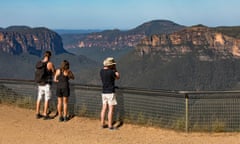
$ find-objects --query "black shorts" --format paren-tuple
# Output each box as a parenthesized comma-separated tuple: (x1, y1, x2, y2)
(56, 87, 70, 97)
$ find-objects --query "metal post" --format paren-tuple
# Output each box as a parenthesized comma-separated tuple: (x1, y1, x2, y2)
(185, 94, 189, 132)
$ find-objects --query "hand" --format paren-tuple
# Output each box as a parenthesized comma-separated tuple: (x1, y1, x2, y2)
(112, 64, 117, 71)
(68, 71, 75, 79)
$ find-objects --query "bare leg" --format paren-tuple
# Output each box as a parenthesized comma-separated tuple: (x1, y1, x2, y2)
(108, 105, 114, 128)
(101, 104, 108, 126)
(36, 100, 41, 114)
(43, 100, 49, 116)
(63, 97, 68, 117)
(58, 97, 63, 117)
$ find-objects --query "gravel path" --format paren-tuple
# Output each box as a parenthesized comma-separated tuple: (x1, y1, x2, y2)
(0, 104, 239, 144)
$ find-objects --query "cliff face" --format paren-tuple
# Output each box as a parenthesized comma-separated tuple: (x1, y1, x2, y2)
(61, 20, 185, 49)
(136, 25, 240, 61)
(71, 31, 146, 49)
(0, 26, 66, 56)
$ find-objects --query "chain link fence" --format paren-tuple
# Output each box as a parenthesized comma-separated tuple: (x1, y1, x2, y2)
(0, 79, 239, 132)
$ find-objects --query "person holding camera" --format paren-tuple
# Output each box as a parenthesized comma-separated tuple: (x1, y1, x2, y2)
(100, 57, 120, 130)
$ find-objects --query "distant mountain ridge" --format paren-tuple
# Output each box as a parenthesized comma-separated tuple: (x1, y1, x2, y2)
(54, 29, 102, 34)
(117, 24, 240, 90)
(2, 20, 240, 91)
(136, 25, 240, 61)
(127, 20, 186, 35)
(61, 20, 185, 49)
(0, 26, 66, 56)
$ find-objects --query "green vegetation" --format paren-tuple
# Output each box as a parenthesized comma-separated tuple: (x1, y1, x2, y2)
(1, 49, 240, 91)
(214, 26, 240, 38)
(118, 51, 240, 91)
(172, 118, 185, 130)
(0, 84, 35, 109)
(66, 47, 133, 62)
(0, 51, 99, 85)
(127, 20, 185, 36)
(78, 104, 88, 116)
(211, 119, 226, 132)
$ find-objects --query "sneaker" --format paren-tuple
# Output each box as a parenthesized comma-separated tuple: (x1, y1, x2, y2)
(36, 113, 43, 119)
(47, 110, 52, 115)
(63, 116, 69, 122)
(101, 125, 108, 129)
(59, 116, 64, 122)
(109, 127, 117, 130)
(43, 115, 52, 120)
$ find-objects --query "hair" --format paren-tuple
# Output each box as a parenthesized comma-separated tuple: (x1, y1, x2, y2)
(60, 60, 70, 71)
(44, 51, 52, 58)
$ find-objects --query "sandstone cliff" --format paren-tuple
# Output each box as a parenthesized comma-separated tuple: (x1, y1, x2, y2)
(0, 26, 66, 56)
(136, 25, 240, 61)
(61, 20, 185, 49)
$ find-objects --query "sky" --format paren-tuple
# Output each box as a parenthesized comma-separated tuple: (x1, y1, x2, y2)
(0, 0, 240, 30)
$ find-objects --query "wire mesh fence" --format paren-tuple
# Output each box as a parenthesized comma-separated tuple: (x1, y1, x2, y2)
(185, 92, 240, 132)
(0, 79, 240, 132)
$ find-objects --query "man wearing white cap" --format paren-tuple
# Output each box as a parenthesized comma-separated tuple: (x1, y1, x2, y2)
(100, 57, 120, 130)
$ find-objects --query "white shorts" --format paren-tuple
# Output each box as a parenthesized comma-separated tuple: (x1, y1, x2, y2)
(37, 84, 52, 101)
(102, 93, 117, 106)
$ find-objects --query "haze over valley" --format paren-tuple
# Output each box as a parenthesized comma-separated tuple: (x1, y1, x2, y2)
(1, 20, 240, 91)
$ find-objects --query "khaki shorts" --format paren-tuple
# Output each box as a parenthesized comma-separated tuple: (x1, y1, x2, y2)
(102, 93, 117, 105)
(37, 84, 52, 101)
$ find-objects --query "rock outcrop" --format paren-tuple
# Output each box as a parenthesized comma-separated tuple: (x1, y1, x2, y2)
(136, 25, 240, 61)
(61, 20, 185, 49)
(0, 26, 66, 56)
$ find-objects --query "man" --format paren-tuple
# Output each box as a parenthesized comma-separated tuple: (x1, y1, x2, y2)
(100, 57, 120, 130)
(35, 51, 55, 120)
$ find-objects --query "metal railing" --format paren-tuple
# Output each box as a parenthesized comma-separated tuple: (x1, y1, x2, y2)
(179, 91, 240, 132)
(0, 79, 240, 132)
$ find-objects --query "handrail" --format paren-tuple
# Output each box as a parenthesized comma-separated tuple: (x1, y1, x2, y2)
(1, 78, 240, 96)
(178, 90, 240, 94)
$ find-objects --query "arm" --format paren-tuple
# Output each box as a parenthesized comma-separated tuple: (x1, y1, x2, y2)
(112, 65, 120, 80)
(47, 62, 56, 74)
(115, 71, 120, 80)
(54, 69, 60, 82)
(67, 70, 75, 80)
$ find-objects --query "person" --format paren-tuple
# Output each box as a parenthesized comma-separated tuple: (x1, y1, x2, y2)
(54, 60, 74, 122)
(100, 57, 120, 130)
(35, 51, 55, 120)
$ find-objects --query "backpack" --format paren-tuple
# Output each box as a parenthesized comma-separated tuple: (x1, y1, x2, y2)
(34, 61, 48, 84)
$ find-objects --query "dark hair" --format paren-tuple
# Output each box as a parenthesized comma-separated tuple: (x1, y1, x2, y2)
(44, 51, 52, 58)
(60, 60, 70, 71)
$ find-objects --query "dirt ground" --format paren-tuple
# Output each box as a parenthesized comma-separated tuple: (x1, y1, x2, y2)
(0, 104, 239, 144)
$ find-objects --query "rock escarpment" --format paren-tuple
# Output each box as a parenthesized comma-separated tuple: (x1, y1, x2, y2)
(0, 26, 66, 56)
(62, 20, 185, 49)
(136, 25, 240, 61)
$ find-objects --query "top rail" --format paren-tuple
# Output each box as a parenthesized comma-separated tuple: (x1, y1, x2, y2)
(1, 78, 240, 96)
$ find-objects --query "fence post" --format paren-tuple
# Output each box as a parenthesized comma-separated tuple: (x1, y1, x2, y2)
(185, 93, 189, 132)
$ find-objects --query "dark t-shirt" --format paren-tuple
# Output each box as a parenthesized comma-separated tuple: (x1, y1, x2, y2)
(38, 61, 53, 85)
(100, 69, 116, 93)
(46, 68, 53, 85)
(56, 70, 69, 89)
